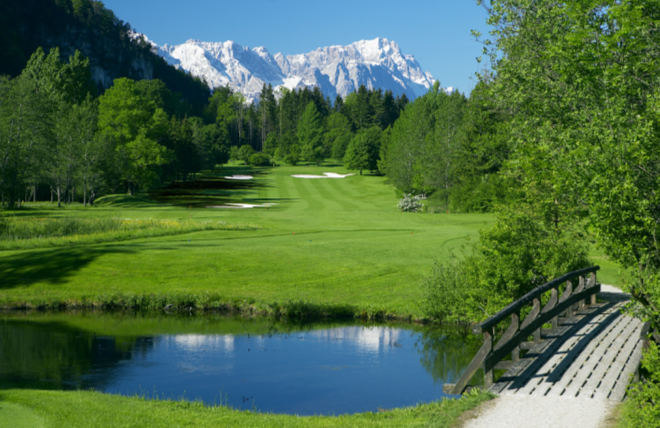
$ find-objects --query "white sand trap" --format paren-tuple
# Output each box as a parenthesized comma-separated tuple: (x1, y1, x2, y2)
(291, 172, 355, 179)
(224, 175, 253, 180)
(208, 203, 276, 209)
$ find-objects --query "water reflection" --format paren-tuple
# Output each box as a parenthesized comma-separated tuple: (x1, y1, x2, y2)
(0, 316, 478, 415)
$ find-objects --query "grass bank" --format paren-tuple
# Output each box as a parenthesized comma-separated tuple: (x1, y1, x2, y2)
(0, 389, 493, 428)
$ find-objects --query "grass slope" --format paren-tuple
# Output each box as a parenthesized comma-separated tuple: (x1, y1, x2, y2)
(0, 165, 493, 318)
(0, 389, 492, 428)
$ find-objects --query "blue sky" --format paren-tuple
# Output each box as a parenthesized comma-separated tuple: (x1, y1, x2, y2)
(102, 0, 492, 95)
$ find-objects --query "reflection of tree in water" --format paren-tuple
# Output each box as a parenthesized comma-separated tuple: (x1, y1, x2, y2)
(415, 326, 482, 384)
(0, 320, 150, 390)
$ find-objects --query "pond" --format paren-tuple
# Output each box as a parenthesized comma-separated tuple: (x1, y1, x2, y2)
(0, 313, 479, 415)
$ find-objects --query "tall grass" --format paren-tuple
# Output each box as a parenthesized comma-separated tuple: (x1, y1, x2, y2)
(0, 216, 254, 250)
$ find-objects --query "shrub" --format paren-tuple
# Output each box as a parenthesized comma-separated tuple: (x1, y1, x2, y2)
(423, 210, 591, 323)
(398, 193, 425, 212)
(237, 145, 255, 163)
(620, 341, 660, 427)
(247, 152, 271, 167)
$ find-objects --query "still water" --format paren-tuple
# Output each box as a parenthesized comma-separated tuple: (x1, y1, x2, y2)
(0, 315, 478, 415)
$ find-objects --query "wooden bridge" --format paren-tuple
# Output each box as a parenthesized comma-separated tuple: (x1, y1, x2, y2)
(447, 266, 647, 402)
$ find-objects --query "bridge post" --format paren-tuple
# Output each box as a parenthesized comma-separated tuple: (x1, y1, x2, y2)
(550, 287, 559, 329)
(532, 297, 542, 342)
(565, 280, 575, 318)
(483, 327, 494, 388)
(578, 276, 587, 309)
(589, 272, 597, 305)
(511, 311, 520, 362)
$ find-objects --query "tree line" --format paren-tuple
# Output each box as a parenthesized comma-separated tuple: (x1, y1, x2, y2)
(0, 45, 416, 208)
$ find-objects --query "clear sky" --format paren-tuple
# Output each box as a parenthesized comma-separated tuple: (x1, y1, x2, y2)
(101, 0, 492, 95)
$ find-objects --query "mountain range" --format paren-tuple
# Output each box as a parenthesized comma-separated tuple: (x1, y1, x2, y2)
(144, 36, 437, 103)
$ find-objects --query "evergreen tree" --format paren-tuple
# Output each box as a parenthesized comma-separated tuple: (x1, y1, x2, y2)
(324, 112, 353, 160)
(297, 102, 325, 164)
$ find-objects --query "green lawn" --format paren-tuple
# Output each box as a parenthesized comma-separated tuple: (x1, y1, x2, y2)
(0, 389, 492, 428)
(0, 165, 495, 318)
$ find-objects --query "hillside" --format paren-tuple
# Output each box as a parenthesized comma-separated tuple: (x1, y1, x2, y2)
(0, 0, 209, 113)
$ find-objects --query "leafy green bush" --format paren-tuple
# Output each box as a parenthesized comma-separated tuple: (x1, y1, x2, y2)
(247, 152, 271, 167)
(620, 341, 660, 428)
(423, 210, 591, 323)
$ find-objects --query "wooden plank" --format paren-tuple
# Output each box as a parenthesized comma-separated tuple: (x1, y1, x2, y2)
(521, 315, 595, 395)
(554, 305, 628, 397)
(495, 302, 617, 397)
(590, 317, 645, 400)
(607, 332, 645, 401)
(578, 314, 640, 398)
(514, 309, 608, 397)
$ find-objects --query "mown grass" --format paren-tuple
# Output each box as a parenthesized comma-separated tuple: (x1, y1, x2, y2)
(0, 388, 493, 428)
(0, 165, 622, 317)
(0, 165, 497, 318)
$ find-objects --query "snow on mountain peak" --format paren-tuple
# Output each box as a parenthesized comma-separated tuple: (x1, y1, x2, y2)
(152, 36, 436, 103)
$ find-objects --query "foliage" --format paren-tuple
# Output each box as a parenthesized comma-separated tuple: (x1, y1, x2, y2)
(297, 101, 325, 164)
(344, 126, 382, 174)
(378, 83, 502, 211)
(325, 111, 353, 160)
(480, 0, 659, 318)
(234, 145, 255, 164)
(97, 78, 172, 193)
(247, 152, 271, 167)
(398, 193, 425, 212)
(619, 341, 660, 428)
(0, 0, 209, 114)
(423, 209, 591, 322)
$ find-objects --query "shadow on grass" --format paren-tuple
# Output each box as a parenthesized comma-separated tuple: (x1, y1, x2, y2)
(150, 166, 290, 208)
(0, 247, 134, 289)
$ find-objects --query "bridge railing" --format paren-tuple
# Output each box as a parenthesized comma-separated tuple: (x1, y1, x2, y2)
(450, 266, 600, 394)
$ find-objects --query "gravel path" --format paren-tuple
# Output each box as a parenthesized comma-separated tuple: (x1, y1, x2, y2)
(461, 395, 616, 428)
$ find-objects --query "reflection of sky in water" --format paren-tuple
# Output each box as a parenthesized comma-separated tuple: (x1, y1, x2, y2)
(98, 326, 456, 415)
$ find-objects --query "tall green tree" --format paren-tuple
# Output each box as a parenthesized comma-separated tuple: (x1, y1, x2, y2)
(297, 101, 325, 164)
(0, 75, 50, 208)
(97, 77, 172, 193)
(344, 126, 382, 175)
(325, 112, 353, 160)
(479, 0, 659, 312)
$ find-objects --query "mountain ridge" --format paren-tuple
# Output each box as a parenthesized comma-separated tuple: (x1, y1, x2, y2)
(148, 36, 436, 103)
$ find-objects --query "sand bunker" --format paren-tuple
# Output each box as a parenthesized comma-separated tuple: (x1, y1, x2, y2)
(291, 172, 354, 179)
(208, 203, 276, 209)
(224, 175, 254, 180)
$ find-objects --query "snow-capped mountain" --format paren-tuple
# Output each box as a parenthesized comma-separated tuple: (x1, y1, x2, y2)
(149, 37, 435, 103)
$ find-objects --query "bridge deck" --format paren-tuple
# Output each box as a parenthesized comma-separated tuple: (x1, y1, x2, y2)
(490, 292, 645, 401)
